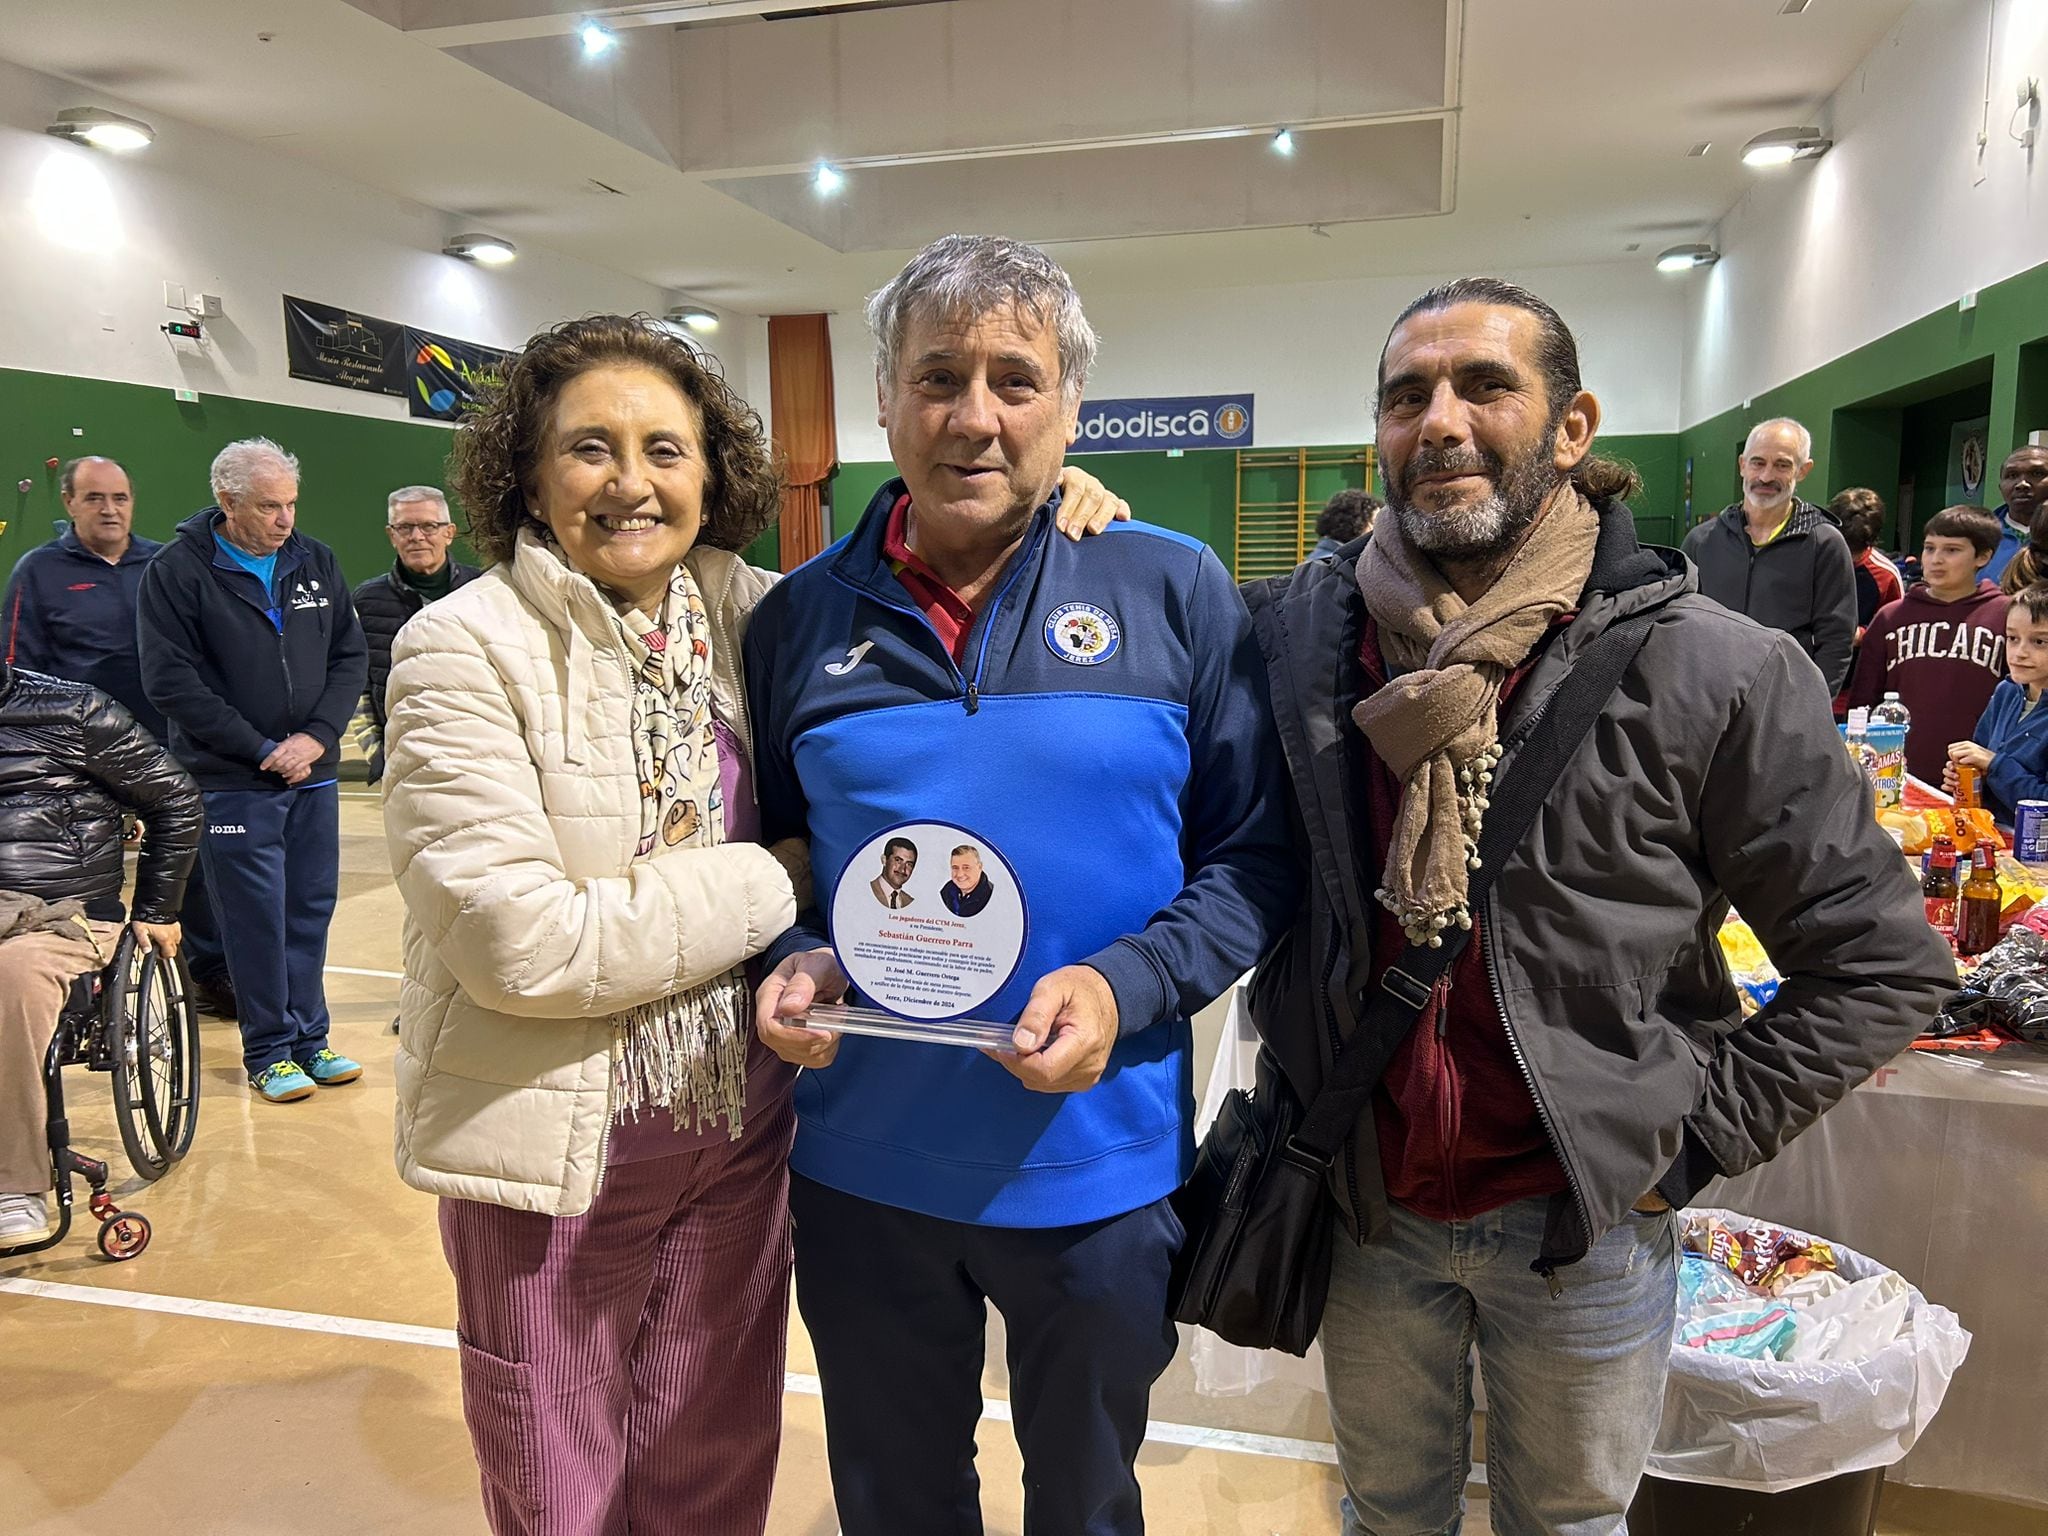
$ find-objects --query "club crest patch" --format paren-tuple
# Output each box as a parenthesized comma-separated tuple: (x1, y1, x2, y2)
(1044, 602, 1121, 666)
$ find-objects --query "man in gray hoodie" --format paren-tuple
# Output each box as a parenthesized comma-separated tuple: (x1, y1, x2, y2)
(1682, 417, 1857, 690)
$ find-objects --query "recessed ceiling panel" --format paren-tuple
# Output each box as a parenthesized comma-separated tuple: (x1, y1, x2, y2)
(706, 118, 1447, 252)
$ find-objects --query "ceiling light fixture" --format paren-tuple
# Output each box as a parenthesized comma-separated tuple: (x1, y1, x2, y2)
(1272, 128, 1296, 156)
(46, 107, 155, 153)
(444, 232, 517, 266)
(1656, 243, 1720, 273)
(666, 305, 720, 335)
(1741, 125, 1833, 168)
(579, 20, 618, 56)
(814, 163, 845, 195)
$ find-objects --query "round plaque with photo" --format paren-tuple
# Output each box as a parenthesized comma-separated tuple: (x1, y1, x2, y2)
(828, 821, 1029, 1022)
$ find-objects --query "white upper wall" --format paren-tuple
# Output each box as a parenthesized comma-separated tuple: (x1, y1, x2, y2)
(1683, 0, 2048, 426)
(823, 257, 1689, 464)
(0, 57, 758, 417)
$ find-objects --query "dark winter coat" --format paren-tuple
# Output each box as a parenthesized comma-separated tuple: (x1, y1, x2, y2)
(136, 508, 367, 791)
(1682, 499, 1858, 691)
(1242, 502, 1953, 1273)
(0, 663, 200, 923)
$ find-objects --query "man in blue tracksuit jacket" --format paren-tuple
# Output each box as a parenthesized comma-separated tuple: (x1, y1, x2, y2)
(748, 236, 1299, 1536)
(4, 455, 234, 1000)
(138, 438, 369, 1103)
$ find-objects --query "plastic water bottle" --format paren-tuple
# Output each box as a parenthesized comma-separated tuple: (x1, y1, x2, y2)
(1873, 691, 1912, 732)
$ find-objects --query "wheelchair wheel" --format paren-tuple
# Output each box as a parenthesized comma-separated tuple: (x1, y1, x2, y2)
(140, 951, 201, 1165)
(97, 1210, 151, 1261)
(106, 933, 200, 1181)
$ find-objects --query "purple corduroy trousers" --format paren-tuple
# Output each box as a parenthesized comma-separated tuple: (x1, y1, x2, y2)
(438, 1092, 795, 1535)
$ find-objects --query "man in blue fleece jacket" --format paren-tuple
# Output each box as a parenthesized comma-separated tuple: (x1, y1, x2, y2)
(747, 235, 1299, 1536)
(138, 438, 368, 1106)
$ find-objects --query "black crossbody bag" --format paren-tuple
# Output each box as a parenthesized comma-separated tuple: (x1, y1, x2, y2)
(1169, 611, 1655, 1355)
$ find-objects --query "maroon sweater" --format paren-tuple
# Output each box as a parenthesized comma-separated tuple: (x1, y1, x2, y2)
(1847, 580, 2009, 785)
(1359, 619, 1567, 1221)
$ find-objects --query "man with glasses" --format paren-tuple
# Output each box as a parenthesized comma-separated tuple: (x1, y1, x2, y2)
(351, 487, 478, 784)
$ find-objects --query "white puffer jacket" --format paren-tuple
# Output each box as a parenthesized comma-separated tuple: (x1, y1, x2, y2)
(383, 531, 798, 1216)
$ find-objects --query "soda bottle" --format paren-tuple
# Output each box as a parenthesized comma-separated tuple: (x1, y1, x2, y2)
(1956, 843, 2003, 957)
(1922, 836, 1960, 932)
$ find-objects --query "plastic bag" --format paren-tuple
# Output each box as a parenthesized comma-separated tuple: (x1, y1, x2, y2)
(1932, 926, 2048, 1042)
(1648, 1208, 1972, 1492)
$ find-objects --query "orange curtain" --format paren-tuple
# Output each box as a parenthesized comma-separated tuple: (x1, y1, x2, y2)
(768, 313, 837, 571)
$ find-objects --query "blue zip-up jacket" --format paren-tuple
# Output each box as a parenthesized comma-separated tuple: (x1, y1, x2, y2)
(137, 507, 368, 791)
(3, 527, 166, 739)
(1974, 678, 2048, 821)
(746, 481, 1300, 1228)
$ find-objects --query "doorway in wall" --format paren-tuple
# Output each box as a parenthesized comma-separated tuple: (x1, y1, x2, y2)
(1831, 359, 1995, 556)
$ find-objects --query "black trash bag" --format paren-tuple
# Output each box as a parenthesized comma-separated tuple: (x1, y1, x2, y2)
(1930, 927, 2048, 1042)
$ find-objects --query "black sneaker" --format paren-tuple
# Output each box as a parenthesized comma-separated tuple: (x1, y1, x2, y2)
(190, 973, 238, 1019)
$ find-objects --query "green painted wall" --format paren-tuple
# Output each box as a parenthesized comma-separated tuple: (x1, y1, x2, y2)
(2, 366, 465, 589)
(1677, 259, 2048, 549)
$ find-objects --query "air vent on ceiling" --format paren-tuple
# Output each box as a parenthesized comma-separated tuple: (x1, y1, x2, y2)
(1687, 141, 1712, 157)
(1780, 0, 1813, 13)
(587, 178, 628, 196)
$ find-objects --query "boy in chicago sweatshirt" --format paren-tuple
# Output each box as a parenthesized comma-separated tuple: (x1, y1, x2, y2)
(1849, 504, 2009, 785)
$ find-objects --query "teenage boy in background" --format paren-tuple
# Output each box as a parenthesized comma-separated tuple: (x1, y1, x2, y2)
(1949, 583, 2048, 822)
(1849, 505, 2009, 786)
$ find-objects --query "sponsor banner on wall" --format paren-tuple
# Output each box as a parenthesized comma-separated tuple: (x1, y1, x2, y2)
(1071, 394, 1254, 454)
(282, 295, 404, 397)
(404, 327, 514, 422)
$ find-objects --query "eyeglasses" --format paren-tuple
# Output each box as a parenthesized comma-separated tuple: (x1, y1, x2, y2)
(389, 523, 453, 540)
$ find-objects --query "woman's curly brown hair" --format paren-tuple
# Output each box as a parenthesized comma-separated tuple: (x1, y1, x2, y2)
(447, 314, 782, 565)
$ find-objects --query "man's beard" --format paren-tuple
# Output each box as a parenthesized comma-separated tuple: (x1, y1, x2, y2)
(1386, 433, 1564, 561)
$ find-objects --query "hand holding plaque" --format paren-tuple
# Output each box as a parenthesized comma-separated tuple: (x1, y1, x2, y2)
(991, 964, 1120, 1092)
(755, 947, 851, 1069)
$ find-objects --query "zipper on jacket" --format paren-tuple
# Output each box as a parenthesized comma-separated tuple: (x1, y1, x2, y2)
(1482, 906, 1594, 1287)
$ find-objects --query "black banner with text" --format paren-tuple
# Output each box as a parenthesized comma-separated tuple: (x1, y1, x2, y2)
(282, 295, 404, 397)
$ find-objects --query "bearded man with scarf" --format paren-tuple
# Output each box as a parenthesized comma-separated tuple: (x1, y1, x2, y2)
(1241, 278, 1952, 1536)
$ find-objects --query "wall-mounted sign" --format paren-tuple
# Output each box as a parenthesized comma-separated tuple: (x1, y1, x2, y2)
(283, 295, 404, 397)
(283, 295, 511, 421)
(1072, 394, 1254, 454)
(405, 328, 513, 422)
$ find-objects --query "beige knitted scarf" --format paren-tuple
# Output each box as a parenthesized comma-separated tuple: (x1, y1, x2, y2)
(604, 559, 751, 1137)
(1352, 481, 1600, 946)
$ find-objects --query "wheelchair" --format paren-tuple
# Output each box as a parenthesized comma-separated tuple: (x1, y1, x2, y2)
(6, 928, 201, 1262)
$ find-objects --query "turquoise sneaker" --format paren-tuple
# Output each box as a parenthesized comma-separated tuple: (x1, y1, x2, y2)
(299, 1048, 363, 1087)
(251, 1061, 316, 1103)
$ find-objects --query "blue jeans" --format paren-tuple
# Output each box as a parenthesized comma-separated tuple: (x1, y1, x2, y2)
(196, 782, 340, 1076)
(1320, 1196, 1678, 1536)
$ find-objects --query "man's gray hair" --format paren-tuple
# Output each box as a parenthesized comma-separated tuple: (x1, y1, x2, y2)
(866, 234, 1099, 400)
(1746, 416, 1813, 462)
(210, 437, 300, 504)
(386, 485, 449, 522)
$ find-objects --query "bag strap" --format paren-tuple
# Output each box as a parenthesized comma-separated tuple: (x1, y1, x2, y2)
(1283, 609, 1658, 1168)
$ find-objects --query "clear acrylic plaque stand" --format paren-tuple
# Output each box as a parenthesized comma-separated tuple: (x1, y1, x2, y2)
(804, 1002, 1017, 1051)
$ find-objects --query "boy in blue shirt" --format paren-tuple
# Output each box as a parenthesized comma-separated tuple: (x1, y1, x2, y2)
(1949, 582, 2048, 821)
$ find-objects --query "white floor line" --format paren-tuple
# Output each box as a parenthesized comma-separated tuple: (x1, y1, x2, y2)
(326, 964, 405, 980)
(1, 1276, 1341, 1467)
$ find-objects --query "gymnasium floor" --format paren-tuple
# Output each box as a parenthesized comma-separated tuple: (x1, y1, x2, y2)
(3, 790, 2043, 1535)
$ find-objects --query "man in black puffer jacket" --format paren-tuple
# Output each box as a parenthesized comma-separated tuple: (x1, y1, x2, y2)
(0, 662, 199, 1248)
(350, 486, 478, 783)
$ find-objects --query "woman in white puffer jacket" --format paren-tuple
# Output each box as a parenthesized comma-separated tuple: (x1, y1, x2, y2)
(381, 315, 807, 1536)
